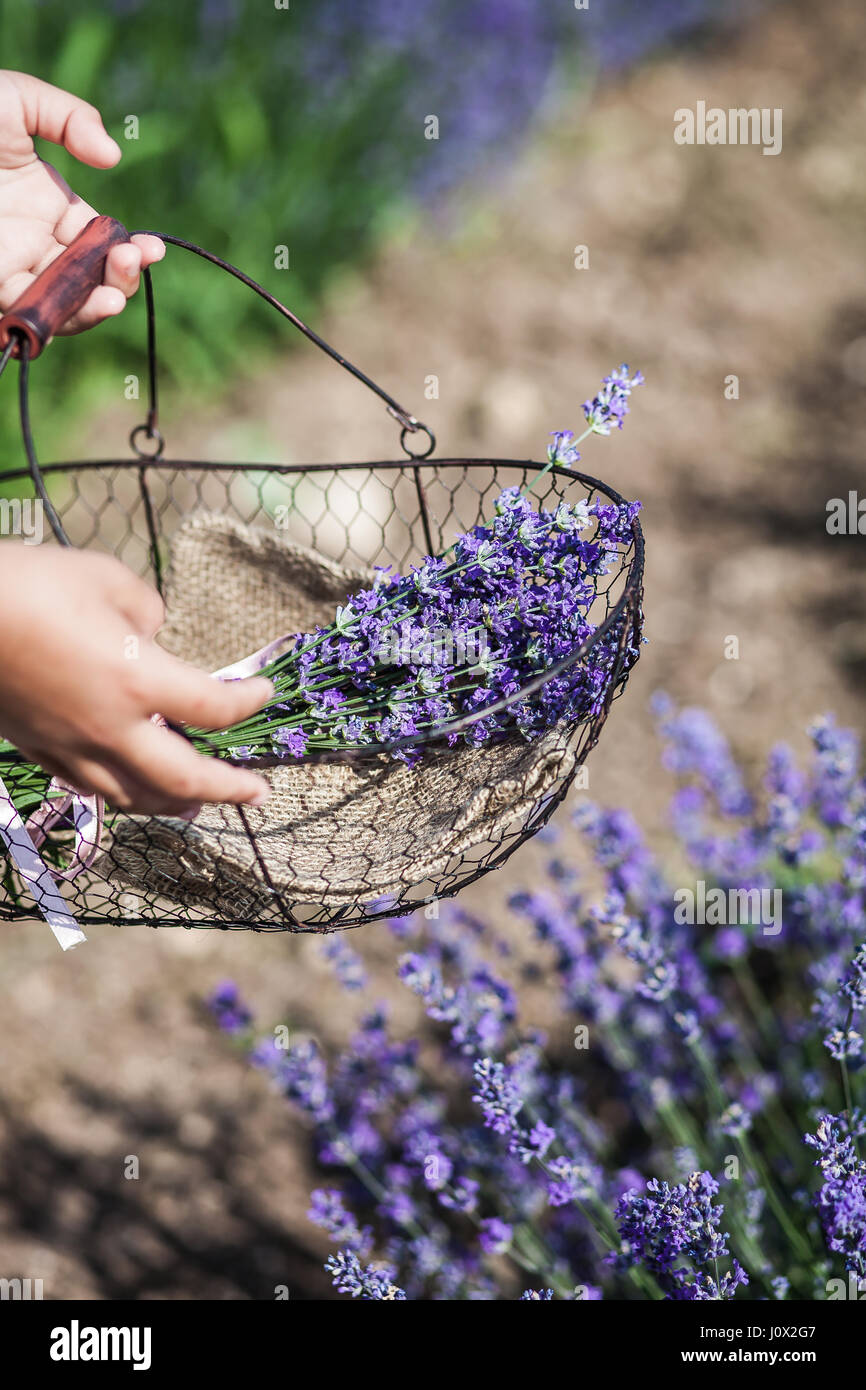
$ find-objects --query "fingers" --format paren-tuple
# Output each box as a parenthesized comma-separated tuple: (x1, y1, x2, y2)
(6, 71, 121, 168)
(53, 234, 138, 334)
(114, 722, 270, 813)
(24, 727, 268, 816)
(55, 234, 165, 334)
(52, 754, 130, 806)
(60, 283, 126, 334)
(51, 184, 100, 247)
(131, 233, 165, 270)
(101, 239, 164, 300)
(17, 745, 130, 810)
(47, 197, 165, 279)
(14, 744, 90, 793)
(146, 651, 274, 731)
(104, 241, 142, 296)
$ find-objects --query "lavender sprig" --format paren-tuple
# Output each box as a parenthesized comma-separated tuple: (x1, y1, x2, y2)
(611, 1171, 748, 1300)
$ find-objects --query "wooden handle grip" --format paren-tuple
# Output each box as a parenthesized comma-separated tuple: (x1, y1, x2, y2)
(0, 215, 131, 359)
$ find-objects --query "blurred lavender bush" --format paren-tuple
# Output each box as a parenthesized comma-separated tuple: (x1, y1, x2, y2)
(1, 0, 743, 465)
(209, 699, 866, 1300)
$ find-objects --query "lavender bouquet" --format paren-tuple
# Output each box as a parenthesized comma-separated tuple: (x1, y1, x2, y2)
(186, 366, 644, 769)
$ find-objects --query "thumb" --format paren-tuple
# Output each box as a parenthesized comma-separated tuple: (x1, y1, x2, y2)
(6, 71, 121, 168)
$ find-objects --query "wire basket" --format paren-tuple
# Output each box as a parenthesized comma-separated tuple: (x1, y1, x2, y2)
(0, 219, 644, 934)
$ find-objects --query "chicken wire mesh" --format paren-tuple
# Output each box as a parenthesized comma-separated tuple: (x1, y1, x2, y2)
(0, 233, 644, 934)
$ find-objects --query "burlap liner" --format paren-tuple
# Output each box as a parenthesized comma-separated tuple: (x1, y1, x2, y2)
(103, 512, 577, 915)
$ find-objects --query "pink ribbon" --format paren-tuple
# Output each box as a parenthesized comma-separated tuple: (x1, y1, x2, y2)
(25, 781, 105, 881)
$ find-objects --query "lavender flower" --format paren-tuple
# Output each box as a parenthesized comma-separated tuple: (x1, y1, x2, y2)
(548, 429, 581, 465)
(319, 936, 368, 992)
(842, 944, 866, 1012)
(719, 1102, 752, 1139)
(612, 1172, 748, 1300)
(479, 1218, 513, 1255)
(325, 1250, 407, 1300)
(472, 1058, 523, 1141)
(582, 364, 644, 435)
(805, 1114, 866, 1276)
(825, 1029, 863, 1063)
(252, 1033, 335, 1125)
(207, 980, 252, 1036)
(308, 1189, 373, 1257)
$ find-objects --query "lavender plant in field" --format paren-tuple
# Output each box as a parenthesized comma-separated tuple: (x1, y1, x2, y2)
(300, 0, 561, 201)
(805, 1114, 866, 1278)
(207, 702, 866, 1300)
(611, 1172, 748, 1299)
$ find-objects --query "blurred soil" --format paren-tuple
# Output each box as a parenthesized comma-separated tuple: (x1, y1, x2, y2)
(2, 0, 865, 1298)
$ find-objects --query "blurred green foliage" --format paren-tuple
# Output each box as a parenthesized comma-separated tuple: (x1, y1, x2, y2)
(0, 0, 470, 468)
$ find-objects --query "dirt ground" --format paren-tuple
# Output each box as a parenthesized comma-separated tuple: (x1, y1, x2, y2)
(1, 0, 865, 1298)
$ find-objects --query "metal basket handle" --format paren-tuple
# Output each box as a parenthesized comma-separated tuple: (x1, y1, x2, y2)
(127, 231, 436, 463)
(0, 223, 437, 550)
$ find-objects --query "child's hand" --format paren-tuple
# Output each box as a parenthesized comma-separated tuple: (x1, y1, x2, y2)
(0, 545, 272, 815)
(0, 70, 164, 333)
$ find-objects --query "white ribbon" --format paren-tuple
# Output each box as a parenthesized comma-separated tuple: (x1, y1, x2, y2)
(211, 631, 295, 680)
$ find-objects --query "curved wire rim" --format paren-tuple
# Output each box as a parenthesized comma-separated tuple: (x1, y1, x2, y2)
(3, 455, 644, 763)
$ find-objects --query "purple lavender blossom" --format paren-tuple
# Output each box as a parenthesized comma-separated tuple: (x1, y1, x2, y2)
(319, 936, 368, 992)
(301, 0, 561, 203)
(273, 726, 308, 758)
(612, 1172, 748, 1300)
(207, 980, 252, 1035)
(548, 429, 581, 465)
(325, 1250, 407, 1300)
(546, 1156, 602, 1208)
(252, 1033, 336, 1125)
(582, 364, 644, 435)
(805, 1114, 866, 1276)
(472, 1058, 523, 1140)
(308, 1190, 373, 1257)
(254, 486, 640, 761)
(653, 694, 752, 818)
(479, 1217, 513, 1255)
